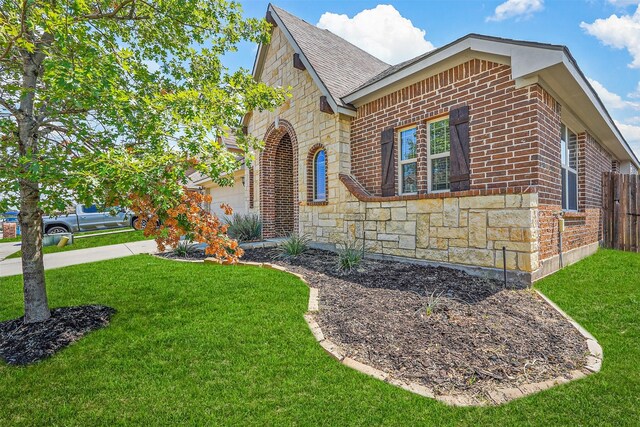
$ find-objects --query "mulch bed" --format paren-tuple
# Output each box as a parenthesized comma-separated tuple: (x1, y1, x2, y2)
(242, 248, 588, 399)
(0, 305, 116, 366)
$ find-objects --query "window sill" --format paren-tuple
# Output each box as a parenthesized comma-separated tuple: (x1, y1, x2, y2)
(562, 211, 587, 219)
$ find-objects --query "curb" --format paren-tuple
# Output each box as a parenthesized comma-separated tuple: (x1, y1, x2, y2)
(167, 256, 603, 406)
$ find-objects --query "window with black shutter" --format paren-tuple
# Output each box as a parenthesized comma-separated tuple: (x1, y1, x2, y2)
(448, 106, 471, 192)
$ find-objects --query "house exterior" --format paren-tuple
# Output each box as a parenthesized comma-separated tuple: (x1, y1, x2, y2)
(241, 5, 639, 283)
(187, 136, 248, 218)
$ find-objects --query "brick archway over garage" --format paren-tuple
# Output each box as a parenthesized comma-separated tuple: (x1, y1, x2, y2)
(260, 120, 299, 238)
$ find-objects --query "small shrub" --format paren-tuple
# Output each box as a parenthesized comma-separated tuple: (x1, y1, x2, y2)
(423, 290, 444, 316)
(336, 239, 363, 273)
(172, 240, 200, 258)
(278, 233, 309, 258)
(226, 213, 262, 242)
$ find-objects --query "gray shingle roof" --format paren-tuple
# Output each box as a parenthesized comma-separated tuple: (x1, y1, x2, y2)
(271, 5, 389, 108)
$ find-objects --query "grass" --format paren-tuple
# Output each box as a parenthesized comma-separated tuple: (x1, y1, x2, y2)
(0, 235, 21, 243)
(0, 249, 639, 425)
(6, 230, 152, 259)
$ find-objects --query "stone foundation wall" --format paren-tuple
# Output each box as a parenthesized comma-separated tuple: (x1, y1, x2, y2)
(300, 185, 539, 273)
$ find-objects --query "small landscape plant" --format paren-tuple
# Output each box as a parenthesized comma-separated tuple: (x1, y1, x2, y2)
(423, 290, 444, 316)
(226, 213, 262, 242)
(336, 239, 364, 273)
(172, 240, 200, 258)
(278, 233, 310, 258)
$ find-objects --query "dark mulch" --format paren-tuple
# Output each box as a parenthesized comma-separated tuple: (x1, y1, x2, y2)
(242, 248, 589, 398)
(156, 250, 206, 260)
(0, 305, 116, 366)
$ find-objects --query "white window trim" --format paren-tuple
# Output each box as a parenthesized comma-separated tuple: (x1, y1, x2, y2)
(427, 117, 451, 194)
(313, 149, 327, 202)
(561, 124, 578, 212)
(398, 126, 418, 195)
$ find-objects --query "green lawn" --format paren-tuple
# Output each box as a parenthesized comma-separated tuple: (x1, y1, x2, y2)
(6, 230, 153, 259)
(0, 235, 21, 243)
(0, 249, 639, 425)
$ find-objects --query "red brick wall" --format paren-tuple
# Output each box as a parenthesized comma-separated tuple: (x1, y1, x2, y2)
(260, 119, 299, 238)
(579, 132, 612, 210)
(351, 60, 546, 196)
(538, 131, 613, 260)
(532, 87, 562, 206)
(274, 134, 294, 235)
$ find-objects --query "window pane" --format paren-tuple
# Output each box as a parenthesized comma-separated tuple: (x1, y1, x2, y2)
(568, 170, 577, 211)
(568, 130, 577, 170)
(400, 128, 417, 160)
(314, 150, 326, 200)
(402, 163, 417, 193)
(560, 124, 567, 166)
(561, 168, 567, 210)
(431, 157, 450, 191)
(430, 119, 450, 155)
(82, 205, 98, 214)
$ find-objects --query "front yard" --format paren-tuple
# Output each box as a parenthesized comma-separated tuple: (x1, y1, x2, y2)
(0, 250, 638, 425)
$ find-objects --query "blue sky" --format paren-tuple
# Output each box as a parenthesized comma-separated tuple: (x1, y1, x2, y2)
(224, 0, 640, 157)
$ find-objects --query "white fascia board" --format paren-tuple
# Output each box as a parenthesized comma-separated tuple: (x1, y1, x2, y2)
(265, 5, 342, 116)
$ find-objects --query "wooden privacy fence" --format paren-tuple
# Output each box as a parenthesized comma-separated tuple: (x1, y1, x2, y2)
(602, 172, 640, 252)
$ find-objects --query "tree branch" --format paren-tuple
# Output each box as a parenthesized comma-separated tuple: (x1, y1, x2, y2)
(78, 1, 149, 21)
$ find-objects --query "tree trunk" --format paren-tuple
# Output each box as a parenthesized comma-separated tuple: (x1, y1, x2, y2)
(19, 180, 50, 323)
(18, 44, 51, 324)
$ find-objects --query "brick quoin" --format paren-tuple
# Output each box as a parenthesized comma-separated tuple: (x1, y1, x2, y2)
(260, 119, 299, 238)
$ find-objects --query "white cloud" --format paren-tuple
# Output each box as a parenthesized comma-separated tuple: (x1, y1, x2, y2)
(616, 121, 640, 154)
(317, 5, 434, 64)
(629, 82, 640, 98)
(486, 0, 544, 22)
(588, 78, 640, 110)
(581, 6, 640, 68)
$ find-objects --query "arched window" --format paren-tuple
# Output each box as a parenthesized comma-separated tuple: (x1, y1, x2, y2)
(313, 149, 326, 201)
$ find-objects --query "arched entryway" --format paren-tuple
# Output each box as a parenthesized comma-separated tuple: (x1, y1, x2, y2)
(260, 120, 298, 238)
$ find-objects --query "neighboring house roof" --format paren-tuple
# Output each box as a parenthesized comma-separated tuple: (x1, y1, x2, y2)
(253, 4, 389, 116)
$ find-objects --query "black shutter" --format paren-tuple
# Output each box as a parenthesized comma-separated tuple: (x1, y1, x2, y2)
(381, 127, 395, 196)
(449, 106, 471, 192)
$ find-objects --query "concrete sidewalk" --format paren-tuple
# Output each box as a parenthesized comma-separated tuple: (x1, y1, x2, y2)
(0, 240, 159, 277)
(0, 241, 22, 261)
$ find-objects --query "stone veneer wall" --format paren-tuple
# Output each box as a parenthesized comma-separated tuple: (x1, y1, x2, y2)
(247, 26, 350, 237)
(304, 179, 540, 273)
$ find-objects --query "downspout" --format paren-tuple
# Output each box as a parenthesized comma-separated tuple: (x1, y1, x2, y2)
(555, 211, 565, 268)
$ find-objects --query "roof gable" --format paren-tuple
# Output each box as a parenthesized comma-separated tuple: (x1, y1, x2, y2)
(253, 4, 389, 115)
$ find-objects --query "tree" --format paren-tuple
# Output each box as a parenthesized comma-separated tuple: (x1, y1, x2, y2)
(0, 1, 286, 323)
